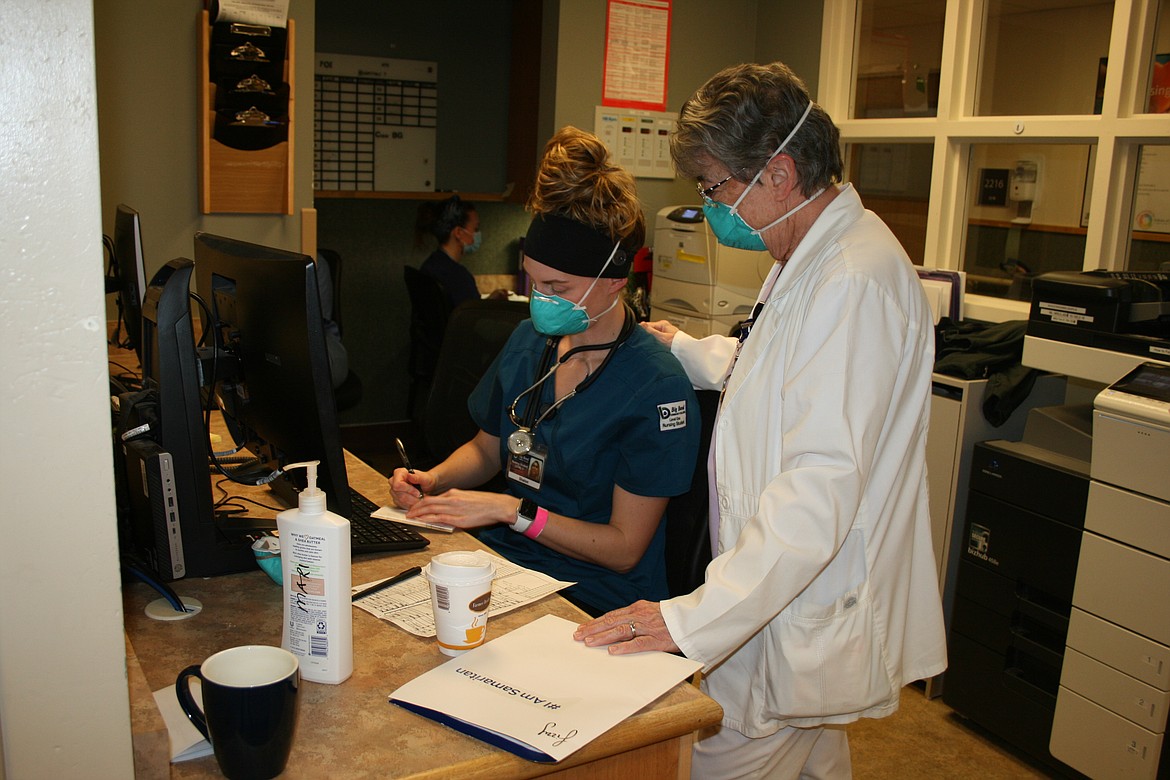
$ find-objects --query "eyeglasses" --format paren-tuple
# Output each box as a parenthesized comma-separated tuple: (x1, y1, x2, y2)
(696, 173, 734, 204)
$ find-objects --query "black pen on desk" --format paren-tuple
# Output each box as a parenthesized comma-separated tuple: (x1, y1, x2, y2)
(351, 565, 423, 602)
(395, 437, 425, 499)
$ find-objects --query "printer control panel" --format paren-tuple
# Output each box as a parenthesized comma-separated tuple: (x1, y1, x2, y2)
(665, 205, 704, 224)
(1095, 362, 1170, 425)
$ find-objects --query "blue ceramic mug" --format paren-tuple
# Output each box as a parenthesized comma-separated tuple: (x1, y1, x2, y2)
(176, 645, 299, 780)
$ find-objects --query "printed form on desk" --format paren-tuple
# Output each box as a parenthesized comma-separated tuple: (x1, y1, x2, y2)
(390, 614, 703, 763)
(353, 552, 573, 637)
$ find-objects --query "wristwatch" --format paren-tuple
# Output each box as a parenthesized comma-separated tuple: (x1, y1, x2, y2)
(513, 498, 538, 534)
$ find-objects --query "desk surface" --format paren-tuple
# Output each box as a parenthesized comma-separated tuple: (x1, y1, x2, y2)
(124, 446, 721, 779)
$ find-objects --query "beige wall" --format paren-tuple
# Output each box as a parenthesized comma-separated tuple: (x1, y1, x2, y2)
(547, 0, 825, 225)
(550, 0, 762, 223)
(96, 0, 317, 296)
(0, 1, 319, 774)
(0, 1, 134, 776)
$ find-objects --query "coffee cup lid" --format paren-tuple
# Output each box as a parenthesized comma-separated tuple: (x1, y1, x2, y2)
(425, 551, 494, 583)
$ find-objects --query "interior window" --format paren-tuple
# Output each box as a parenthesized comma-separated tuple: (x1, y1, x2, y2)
(1129, 145, 1170, 272)
(851, 0, 945, 119)
(963, 142, 1094, 300)
(977, 1, 1116, 117)
(845, 142, 934, 265)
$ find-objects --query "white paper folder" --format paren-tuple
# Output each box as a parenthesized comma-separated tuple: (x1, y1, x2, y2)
(389, 614, 703, 763)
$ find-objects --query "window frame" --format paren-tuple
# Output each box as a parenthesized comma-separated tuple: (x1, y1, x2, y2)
(819, 0, 1169, 322)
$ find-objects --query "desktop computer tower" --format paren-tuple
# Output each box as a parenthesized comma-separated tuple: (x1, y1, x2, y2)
(113, 387, 257, 581)
(120, 436, 186, 579)
(943, 439, 1090, 777)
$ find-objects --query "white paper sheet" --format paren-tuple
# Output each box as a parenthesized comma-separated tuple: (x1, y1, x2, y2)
(389, 614, 702, 762)
(372, 504, 455, 533)
(152, 682, 214, 763)
(212, 0, 289, 27)
(353, 552, 573, 637)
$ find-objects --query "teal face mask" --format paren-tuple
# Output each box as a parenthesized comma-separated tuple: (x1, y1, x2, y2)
(702, 199, 770, 251)
(529, 244, 620, 336)
(700, 101, 819, 252)
(252, 536, 282, 585)
(464, 229, 482, 254)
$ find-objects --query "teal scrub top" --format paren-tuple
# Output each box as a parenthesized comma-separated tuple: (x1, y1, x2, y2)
(469, 319, 700, 614)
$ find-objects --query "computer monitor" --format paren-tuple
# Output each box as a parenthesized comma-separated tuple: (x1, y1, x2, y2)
(193, 231, 357, 518)
(111, 204, 149, 361)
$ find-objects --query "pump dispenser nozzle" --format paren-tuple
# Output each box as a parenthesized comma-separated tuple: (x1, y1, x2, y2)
(284, 460, 326, 515)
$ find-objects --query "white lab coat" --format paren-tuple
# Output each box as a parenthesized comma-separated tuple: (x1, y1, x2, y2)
(661, 185, 948, 737)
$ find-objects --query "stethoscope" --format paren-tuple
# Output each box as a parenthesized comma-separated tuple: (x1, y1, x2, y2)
(506, 307, 636, 456)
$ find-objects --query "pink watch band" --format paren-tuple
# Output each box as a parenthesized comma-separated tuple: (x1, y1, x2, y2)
(524, 506, 549, 539)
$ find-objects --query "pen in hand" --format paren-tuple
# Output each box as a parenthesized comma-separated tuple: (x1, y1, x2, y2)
(395, 437, 425, 499)
(351, 565, 423, 602)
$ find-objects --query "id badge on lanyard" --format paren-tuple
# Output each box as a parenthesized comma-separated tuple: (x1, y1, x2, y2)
(507, 445, 547, 490)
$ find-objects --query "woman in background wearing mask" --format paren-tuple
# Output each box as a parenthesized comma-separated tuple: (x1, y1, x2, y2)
(389, 127, 699, 616)
(416, 194, 488, 309)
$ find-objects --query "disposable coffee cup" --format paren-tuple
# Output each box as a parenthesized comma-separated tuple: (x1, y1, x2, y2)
(176, 645, 299, 780)
(424, 551, 495, 656)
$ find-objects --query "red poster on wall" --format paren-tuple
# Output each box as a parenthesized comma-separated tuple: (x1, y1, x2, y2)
(602, 0, 671, 112)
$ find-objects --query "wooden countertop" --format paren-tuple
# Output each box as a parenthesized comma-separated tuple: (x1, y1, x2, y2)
(124, 448, 721, 778)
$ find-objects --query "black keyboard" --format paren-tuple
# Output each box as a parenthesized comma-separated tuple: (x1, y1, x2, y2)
(348, 488, 430, 554)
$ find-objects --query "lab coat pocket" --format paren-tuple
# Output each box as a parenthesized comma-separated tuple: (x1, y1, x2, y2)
(762, 582, 895, 720)
(758, 530, 893, 720)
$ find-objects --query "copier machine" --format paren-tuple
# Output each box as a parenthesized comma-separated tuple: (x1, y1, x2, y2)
(650, 205, 774, 338)
(1048, 362, 1170, 780)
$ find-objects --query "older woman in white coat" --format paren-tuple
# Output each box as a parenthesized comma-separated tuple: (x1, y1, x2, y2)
(575, 61, 948, 779)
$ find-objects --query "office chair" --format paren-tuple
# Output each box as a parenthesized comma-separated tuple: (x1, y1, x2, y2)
(664, 389, 720, 598)
(403, 265, 452, 421)
(317, 248, 363, 412)
(420, 298, 528, 466)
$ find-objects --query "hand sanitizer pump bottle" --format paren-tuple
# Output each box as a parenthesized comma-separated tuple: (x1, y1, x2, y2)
(277, 460, 353, 684)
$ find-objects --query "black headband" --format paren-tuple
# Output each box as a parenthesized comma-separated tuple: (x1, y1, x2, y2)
(524, 214, 629, 279)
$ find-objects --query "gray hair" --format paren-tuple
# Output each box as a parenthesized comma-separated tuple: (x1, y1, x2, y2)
(670, 62, 843, 197)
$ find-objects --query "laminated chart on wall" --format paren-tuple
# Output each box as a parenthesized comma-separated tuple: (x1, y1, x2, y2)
(314, 54, 437, 192)
(594, 106, 676, 180)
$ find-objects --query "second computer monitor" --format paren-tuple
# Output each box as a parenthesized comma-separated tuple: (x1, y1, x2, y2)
(112, 204, 149, 360)
(193, 231, 353, 516)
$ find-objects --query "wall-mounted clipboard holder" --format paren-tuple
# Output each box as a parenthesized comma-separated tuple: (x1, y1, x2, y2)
(198, 10, 294, 214)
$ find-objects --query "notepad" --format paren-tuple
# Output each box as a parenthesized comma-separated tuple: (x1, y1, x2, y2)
(372, 504, 456, 533)
(389, 614, 702, 763)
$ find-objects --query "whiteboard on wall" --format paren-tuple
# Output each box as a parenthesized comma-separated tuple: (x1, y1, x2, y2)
(594, 106, 677, 180)
(314, 53, 438, 192)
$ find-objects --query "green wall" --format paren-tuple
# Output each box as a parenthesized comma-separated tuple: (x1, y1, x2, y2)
(315, 198, 531, 423)
(315, 1, 515, 193)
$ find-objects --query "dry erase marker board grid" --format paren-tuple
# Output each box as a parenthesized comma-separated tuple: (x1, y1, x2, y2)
(314, 53, 438, 192)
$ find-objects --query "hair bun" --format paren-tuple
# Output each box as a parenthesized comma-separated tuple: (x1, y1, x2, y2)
(527, 126, 646, 253)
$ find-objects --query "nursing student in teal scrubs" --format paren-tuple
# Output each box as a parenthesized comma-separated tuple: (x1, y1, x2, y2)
(389, 127, 699, 615)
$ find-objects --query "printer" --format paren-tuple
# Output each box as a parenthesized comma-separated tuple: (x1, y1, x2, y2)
(1027, 270, 1170, 360)
(650, 205, 774, 339)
